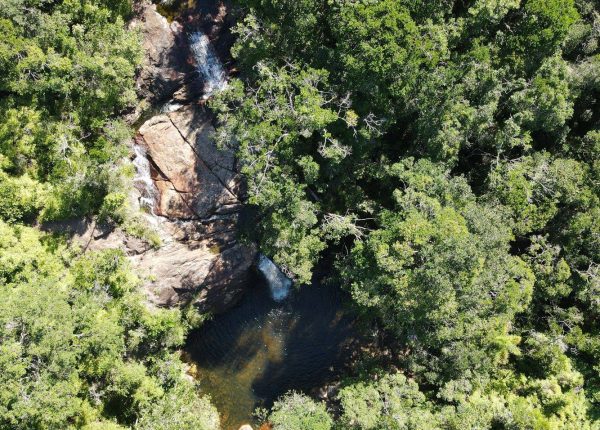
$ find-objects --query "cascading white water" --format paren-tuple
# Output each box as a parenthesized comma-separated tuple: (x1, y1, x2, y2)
(160, 101, 184, 113)
(258, 254, 292, 302)
(132, 145, 158, 213)
(188, 31, 227, 99)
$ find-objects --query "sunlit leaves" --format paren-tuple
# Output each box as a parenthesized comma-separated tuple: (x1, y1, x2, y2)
(0, 223, 218, 429)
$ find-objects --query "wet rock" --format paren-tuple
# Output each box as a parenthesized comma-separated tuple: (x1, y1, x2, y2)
(128, 99, 253, 311)
(60, 105, 255, 312)
(129, 215, 255, 310)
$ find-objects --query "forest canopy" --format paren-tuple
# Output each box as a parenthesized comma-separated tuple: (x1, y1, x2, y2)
(2, 0, 600, 428)
(213, 0, 600, 427)
(0, 1, 219, 429)
(0, 0, 140, 223)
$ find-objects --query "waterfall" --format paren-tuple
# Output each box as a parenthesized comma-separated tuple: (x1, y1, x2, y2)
(258, 254, 292, 302)
(132, 145, 158, 213)
(188, 31, 227, 99)
(160, 101, 183, 113)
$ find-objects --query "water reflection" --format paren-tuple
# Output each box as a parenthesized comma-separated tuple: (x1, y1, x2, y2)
(185, 273, 359, 429)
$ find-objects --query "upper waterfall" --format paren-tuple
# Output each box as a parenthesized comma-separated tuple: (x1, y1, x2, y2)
(188, 31, 227, 99)
(258, 254, 292, 302)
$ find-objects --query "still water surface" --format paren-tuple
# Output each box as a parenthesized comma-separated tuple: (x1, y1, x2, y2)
(185, 274, 359, 429)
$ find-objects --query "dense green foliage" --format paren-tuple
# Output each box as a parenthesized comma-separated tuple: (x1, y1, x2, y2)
(0, 222, 219, 429)
(0, 1, 219, 428)
(4, 0, 600, 427)
(0, 0, 140, 223)
(215, 0, 600, 427)
(267, 392, 333, 430)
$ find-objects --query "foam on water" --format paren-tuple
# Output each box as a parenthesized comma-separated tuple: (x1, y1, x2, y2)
(160, 101, 184, 113)
(132, 145, 158, 214)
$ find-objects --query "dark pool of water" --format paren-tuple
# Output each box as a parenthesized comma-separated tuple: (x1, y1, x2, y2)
(185, 273, 360, 429)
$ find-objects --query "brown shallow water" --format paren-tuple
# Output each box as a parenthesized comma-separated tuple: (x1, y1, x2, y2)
(185, 273, 360, 429)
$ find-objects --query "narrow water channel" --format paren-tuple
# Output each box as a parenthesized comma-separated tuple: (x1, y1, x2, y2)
(185, 272, 360, 429)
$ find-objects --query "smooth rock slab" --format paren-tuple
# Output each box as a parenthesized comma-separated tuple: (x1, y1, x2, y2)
(137, 105, 241, 219)
(60, 217, 256, 311)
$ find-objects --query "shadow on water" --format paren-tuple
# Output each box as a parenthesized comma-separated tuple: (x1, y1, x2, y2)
(184, 272, 360, 429)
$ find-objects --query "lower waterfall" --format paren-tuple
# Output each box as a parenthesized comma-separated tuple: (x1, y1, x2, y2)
(257, 254, 292, 302)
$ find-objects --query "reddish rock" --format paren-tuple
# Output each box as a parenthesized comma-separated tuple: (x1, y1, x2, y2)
(137, 105, 241, 220)
(129, 3, 189, 102)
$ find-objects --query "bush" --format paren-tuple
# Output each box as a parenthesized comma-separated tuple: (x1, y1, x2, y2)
(269, 392, 332, 430)
(0, 173, 46, 222)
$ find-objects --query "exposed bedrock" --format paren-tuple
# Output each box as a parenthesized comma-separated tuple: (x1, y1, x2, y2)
(136, 105, 243, 220)
(129, 2, 189, 103)
(131, 102, 254, 312)
(60, 1, 257, 314)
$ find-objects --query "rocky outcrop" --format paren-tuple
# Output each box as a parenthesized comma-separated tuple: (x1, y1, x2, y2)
(137, 105, 243, 219)
(53, 213, 255, 313)
(58, 1, 256, 314)
(128, 101, 253, 311)
(129, 0, 234, 106)
(128, 1, 256, 312)
(132, 222, 256, 312)
(129, 3, 189, 103)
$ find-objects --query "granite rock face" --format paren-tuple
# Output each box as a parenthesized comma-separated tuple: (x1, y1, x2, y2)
(136, 105, 242, 219)
(64, 1, 256, 314)
(129, 3, 189, 103)
(132, 222, 256, 312)
(131, 99, 253, 311)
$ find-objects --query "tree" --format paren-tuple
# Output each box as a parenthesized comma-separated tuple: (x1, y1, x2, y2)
(0, 0, 141, 223)
(268, 392, 332, 430)
(509, 55, 575, 134)
(338, 373, 437, 430)
(212, 63, 354, 282)
(0, 222, 220, 429)
(505, 0, 580, 72)
(330, 0, 448, 118)
(342, 159, 534, 385)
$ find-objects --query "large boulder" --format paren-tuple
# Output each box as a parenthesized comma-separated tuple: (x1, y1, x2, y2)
(49, 100, 256, 313)
(130, 102, 254, 310)
(133, 222, 256, 310)
(137, 105, 243, 219)
(58, 217, 256, 311)
(193, 242, 257, 313)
